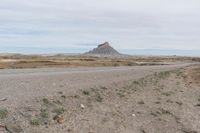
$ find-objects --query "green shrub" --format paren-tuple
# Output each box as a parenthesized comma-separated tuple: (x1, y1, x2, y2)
(30, 117, 40, 126)
(0, 109, 8, 119)
(40, 109, 49, 118)
(53, 107, 65, 115)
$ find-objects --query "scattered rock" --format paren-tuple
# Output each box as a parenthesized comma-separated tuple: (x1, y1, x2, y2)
(140, 129, 147, 133)
(132, 114, 136, 117)
(67, 129, 72, 132)
(61, 95, 66, 99)
(5, 123, 22, 133)
(80, 104, 85, 109)
(0, 98, 7, 102)
(195, 103, 200, 107)
(53, 115, 64, 124)
(181, 127, 197, 133)
(155, 101, 161, 104)
(138, 100, 145, 104)
(58, 91, 63, 94)
(175, 101, 183, 106)
(0, 124, 5, 128)
(166, 99, 173, 103)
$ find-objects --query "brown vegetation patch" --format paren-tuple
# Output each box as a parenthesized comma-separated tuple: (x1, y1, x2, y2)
(0, 54, 199, 69)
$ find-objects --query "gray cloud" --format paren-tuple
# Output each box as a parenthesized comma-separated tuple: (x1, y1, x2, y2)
(0, 0, 200, 52)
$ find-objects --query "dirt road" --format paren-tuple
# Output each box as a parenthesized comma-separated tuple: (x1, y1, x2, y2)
(0, 63, 193, 107)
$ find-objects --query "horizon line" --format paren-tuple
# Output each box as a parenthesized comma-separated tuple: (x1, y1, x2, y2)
(0, 48, 200, 57)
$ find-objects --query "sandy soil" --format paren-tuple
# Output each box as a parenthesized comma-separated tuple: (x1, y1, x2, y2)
(0, 63, 199, 133)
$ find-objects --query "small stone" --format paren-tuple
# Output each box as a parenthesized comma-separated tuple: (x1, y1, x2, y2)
(54, 115, 64, 124)
(132, 114, 136, 117)
(0, 123, 5, 129)
(57, 117, 64, 124)
(138, 100, 145, 104)
(0, 98, 7, 102)
(80, 104, 85, 109)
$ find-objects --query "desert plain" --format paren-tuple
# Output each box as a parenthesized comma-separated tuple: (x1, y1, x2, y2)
(0, 54, 200, 133)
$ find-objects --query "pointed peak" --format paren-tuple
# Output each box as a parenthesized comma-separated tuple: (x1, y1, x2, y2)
(98, 41, 110, 48)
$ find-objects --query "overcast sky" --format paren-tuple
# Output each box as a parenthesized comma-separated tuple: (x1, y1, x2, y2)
(0, 0, 200, 54)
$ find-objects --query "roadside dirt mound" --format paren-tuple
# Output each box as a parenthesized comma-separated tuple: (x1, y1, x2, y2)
(184, 65, 200, 86)
(85, 42, 121, 56)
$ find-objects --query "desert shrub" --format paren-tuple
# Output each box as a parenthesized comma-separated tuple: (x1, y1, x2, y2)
(53, 107, 65, 115)
(42, 98, 49, 104)
(30, 117, 40, 126)
(0, 109, 8, 119)
(40, 109, 49, 118)
(95, 94, 103, 102)
(82, 90, 90, 95)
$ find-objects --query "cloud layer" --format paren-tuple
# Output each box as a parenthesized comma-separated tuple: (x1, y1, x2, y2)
(0, 0, 200, 53)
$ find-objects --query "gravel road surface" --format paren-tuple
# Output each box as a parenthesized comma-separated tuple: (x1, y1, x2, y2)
(0, 63, 194, 107)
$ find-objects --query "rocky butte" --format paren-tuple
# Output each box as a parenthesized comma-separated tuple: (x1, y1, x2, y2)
(85, 42, 122, 57)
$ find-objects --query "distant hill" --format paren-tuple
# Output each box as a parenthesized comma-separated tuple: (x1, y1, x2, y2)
(85, 42, 122, 57)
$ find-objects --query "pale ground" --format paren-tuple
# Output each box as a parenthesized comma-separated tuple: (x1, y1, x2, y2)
(0, 63, 199, 133)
